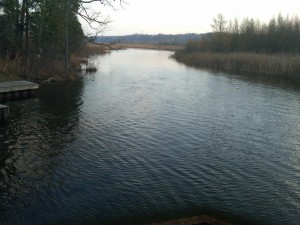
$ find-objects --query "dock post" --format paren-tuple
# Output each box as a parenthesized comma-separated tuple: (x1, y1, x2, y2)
(0, 104, 9, 124)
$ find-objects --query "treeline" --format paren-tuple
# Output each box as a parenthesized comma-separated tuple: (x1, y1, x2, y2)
(0, 0, 116, 81)
(0, 0, 85, 80)
(0, 0, 83, 57)
(174, 14, 300, 78)
(95, 33, 203, 46)
(185, 14, 300, 54)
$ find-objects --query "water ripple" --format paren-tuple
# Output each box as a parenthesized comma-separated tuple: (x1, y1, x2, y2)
(1, 49, 300, 225)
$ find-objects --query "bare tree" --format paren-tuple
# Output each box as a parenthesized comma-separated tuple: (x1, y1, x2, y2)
(211, 13, 227, 33)
(0, 0, 125, 78)
(63, 0, 125, 76)
(77, 0, 125, 38)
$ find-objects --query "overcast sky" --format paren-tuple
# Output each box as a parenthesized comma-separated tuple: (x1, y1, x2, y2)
(82, 0, 300, 36)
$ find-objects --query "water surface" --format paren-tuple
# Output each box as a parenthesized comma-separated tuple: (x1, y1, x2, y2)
(1, 49, 300, 225)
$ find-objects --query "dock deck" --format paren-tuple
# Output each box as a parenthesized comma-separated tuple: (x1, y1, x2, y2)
(0, 80, 39, 93)
(0, 80, 39, 101)
(146, 215, 232, 225)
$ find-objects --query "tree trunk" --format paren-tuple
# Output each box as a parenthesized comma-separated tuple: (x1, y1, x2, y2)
(64, 0, 69, 78)
(25, 0, 29, 58)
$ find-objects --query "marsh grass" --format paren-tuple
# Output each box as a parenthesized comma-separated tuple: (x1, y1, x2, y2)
(0, 43, 108, 82)
(76, 43, 108, 74)
(85, 65, 97, 72)
(0, 53, 79, 82)
(0, 54, 22, 81)
(173, 51, 300, 78)
(78, 43, 107, 57)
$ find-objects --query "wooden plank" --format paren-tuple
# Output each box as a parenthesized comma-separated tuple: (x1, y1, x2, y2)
(0, 80, 39, 93)
(146, 216, 232, 225)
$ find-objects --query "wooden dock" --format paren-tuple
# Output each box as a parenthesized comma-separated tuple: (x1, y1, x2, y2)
(146, 215, 232, 225)
(0, 80, 39, 102)
(0, 104, 9, 123)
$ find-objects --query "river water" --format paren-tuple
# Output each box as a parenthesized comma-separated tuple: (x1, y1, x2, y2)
(0, 49, 300, 225)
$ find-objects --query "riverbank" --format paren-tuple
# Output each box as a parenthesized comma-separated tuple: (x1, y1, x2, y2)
(112, 43, 184, 51)
(173, 51, 300, 79)
(0, 43, 182, 83)
(0, 43, 107, 83)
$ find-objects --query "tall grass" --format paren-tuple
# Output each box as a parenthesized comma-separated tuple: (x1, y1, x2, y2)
(0, 43, 108, 82)
(77, 43, 107, 74)
(0, 54, 81, 82)
(77, 43, 107, 58)
(173, 51, 300, 78)
(0, 53, 22, 81)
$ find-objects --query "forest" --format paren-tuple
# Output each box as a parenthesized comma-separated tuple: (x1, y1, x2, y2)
(0, 0, 114, 81)
(185, 14, 300, 54)
(174, 14, 300, 78)
(95, 33, 203, 45)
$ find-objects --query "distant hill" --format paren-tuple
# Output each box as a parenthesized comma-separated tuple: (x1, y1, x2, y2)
(94, 33, 204, 45)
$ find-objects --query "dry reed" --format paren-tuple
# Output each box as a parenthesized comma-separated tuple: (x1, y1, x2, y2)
(173, 52, 300, 78)
(0, 43, 108, 82)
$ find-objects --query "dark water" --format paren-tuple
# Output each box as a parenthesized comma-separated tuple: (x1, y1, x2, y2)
(1, 49, 300, 225)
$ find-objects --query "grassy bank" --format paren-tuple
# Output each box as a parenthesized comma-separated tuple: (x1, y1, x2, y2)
(0, 43, 107, 83)
(173, 51, 300, 79)
(112, 43, 184, 51)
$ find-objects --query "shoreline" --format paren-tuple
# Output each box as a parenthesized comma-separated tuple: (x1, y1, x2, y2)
(0, 43, 107, 83)
(111, 43, 184, 51)
(173, 51, 300, 79)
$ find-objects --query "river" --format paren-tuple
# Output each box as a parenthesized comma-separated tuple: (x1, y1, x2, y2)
(0, 49, 300, 225)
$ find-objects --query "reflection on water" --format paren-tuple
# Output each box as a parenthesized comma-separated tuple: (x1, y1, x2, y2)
(1, 49, 300, 225)
(0, 80, 83, 219)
